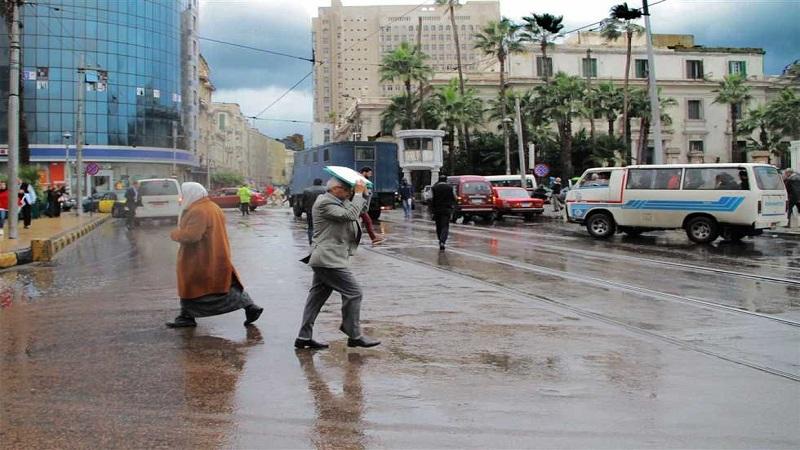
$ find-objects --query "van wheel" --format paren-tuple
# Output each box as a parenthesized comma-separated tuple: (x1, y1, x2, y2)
(721, 226, 745, 242)
(586, 212, 616, 239)
(462, 214, 472, 224)
(685, 216, 719, 244)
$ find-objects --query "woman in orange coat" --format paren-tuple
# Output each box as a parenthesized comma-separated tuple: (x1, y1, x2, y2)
(166, 182, 263, 328)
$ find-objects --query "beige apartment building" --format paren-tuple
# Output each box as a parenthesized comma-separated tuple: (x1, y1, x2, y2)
(311, 0, 501, 146)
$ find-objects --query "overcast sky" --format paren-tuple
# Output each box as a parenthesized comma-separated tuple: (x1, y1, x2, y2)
(198, 0, 799, 142)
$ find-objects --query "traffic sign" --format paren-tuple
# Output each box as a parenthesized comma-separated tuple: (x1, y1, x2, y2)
(533, 163, 550, 177)
(86, 162, 100, 176)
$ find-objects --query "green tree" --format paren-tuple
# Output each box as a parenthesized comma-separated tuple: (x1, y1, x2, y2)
(713, 74, 752, 162)
(765, 87, 800, 140)
(600, 3, 644, 159)
(379, 42, 433, 127)
(532, 72, 587, 178)
(738, 105, 790, 159)
(521, 13, 564, 82)
(629, 88, 677, 162)
(380, 94, 438, 134)
(432, 79, 483, 174)
(591, 81, 624, 136)
(474, 18, 524, 173)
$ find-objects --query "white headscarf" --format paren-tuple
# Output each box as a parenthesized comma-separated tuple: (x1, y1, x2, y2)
(181, 182, 208, 211)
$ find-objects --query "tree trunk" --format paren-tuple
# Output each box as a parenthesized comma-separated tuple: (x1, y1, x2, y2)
(447, 6, 471, 172)
(417, 16, 425, 129)
(608, 117, 614, 136)
(448, 126, 456, 174)
(730, 106, 737, 162)
(559, 120, 573, 178)
(405, 79, 413, 128)
(638, 116, 650, 164)
(621, 30, 632, 164)
(541, 41, 549, 82)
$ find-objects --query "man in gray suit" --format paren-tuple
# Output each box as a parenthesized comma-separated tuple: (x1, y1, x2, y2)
(295, 177, 381, 350)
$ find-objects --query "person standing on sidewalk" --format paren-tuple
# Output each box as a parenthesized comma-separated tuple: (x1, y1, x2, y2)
(302, 178, 327, 245)
(0, 181, 8, 237)
(358, 167, 384, 245)
(399, 179, 414, 219)
(19, 181, 35, 230)
(124, 181, 142, 229)
(167, 182, 263, 328)
(295, 178, 380, 350)
(430, 175, 456, 251)
(237, 184, 252, 216)
(551, 177, 563, 212)
(784, 169, 800, 226)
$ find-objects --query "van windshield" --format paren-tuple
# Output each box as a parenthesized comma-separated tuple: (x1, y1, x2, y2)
(140, 181, 178, 196)
(753, 166, 783, 190)
(462, 182, 491, 195)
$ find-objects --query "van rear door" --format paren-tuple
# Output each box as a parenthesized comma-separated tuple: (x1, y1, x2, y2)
(752, 166, 788, 227)
(139, 180, 181, 218)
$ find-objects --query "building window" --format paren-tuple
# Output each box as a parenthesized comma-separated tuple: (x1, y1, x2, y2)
(323, 148, 330, 161)
(689, 140, 704, 153)
(354, 146, 375, 160)
(728, 61, 746, 77)
(536, 57, 553, 78)
(312, 150, 318, 163)
(687, 100, 703, 120)
(635, 59, 649, 78)
(581, 58, 597, 78)
(218, 113, 226, 131)
(733, 102, 744, 120)
(686, 60, 704, 79)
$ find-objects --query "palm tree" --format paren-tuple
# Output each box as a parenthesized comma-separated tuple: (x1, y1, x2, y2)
(521, 13, 564, 82)
(433, 78, 483, 173)
(713, 74, 752, 162)
(379, 42, 433, 127)
(600, 3, 644, 161)
(629, 88, 677, 162)
(532, 72, 587, 178)
(380, 94, 438, 135)
(593, 82, 624, 136)
(474, 18, 524, 174)
(738, 105, 791, 159)
(765, 87, 800, 141)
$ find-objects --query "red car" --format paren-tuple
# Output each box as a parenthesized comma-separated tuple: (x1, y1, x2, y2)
(492, 187, 544, 221)
(209, 187, 267, 211)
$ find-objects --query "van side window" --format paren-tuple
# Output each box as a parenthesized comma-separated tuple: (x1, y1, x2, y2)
(627, 168, 682, 189)
(580, 171, 611, 187)
(753, 166, 783, 190)
(683, 167, 746, 190)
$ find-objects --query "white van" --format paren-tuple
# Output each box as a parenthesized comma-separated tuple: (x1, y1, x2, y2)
(484, 175, 537, 194)
(137, 178, 182, 221)
(565, 163, 788, 243)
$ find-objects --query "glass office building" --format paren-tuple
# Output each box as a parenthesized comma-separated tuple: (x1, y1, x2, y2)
(1, 0, 199, 189)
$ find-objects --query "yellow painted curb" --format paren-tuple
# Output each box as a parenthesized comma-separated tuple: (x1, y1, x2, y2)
(0, 252, 17, 269)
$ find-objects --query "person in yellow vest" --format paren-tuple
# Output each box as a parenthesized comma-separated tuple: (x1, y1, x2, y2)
(237, 184, 252, 216)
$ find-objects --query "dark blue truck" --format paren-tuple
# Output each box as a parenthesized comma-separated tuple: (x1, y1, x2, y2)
(290, 141, 400, 220)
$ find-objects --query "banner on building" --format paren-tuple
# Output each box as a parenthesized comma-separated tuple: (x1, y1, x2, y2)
(23, 70, 37, 81)
(172, 93, 182, 103)
(136, 87, 145, 96)
(96, 70, 108, 92)
(153, 89, 161, 99)
(36, 67, 48, 90)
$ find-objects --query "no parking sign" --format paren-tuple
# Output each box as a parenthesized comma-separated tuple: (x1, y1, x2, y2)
(533, 163, 550, 178)
(86, 162, 100, 176)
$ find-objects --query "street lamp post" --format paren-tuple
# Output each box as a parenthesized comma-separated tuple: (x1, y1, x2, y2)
(63, 132, 71, 194)
(502, 117, 513, 175)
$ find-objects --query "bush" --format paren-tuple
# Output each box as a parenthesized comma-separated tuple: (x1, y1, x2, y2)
(211, 171, 244, 189)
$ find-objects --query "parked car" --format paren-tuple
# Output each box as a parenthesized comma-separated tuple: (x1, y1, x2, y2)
(82, 191, 118, 213)
(447, 175, 495, 223)
(209, 187, 267, 211)
(421, 185, 433, 205)
(137, 178, 182, 221)
(492, 187, 544, 221)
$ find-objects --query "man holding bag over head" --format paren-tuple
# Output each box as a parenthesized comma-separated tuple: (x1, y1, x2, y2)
(166, 182, 263, 328)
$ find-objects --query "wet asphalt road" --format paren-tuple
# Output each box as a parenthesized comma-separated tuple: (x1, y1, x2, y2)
(1, 206, 799, 449)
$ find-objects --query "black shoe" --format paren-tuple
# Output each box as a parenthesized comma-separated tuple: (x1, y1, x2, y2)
(347, 336, 381, 348)
(439, 242, 446, 251)
(166, 316, 197, 328)
(244, 305, 263, 326)
(294, 338, 329, 350)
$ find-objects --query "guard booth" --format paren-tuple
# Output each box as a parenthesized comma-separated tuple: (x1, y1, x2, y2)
(394, 129, 445, 190)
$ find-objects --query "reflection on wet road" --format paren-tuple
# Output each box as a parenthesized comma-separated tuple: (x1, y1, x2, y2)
(1, 208, 798, 448)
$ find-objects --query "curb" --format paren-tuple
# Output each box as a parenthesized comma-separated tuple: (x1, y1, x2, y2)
(0, 215, 110, 269)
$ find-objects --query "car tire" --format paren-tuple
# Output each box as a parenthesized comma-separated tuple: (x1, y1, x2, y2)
(586, 212, 616, 239)
(523, 213, 535, 222)
(685, 216, 719, 244)
(720, 226, 745, 243)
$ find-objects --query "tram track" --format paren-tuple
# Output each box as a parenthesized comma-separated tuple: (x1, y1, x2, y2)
(387, 218, 800, 287)
(365, 244, 800, 383)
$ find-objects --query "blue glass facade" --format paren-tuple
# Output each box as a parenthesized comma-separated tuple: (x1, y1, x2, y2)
(1, 0, 192, 153)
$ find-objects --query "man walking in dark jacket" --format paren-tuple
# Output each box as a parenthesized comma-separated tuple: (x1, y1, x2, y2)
(430, 175, 456, 251)
(124, 181, 142, 229)
(302, 178, 327, 245)
(784, 169, 800, 227)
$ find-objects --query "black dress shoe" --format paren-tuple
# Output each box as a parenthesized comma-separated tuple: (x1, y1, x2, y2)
(439, 242, 446, 251)
(166, 316, 197, 328)
(244, 305, 264, 326)
(347, 336, 381, 348)
(294, 338, 329, 350)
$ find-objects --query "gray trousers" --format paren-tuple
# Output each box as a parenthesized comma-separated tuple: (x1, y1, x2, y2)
(299, 267, 362, 340)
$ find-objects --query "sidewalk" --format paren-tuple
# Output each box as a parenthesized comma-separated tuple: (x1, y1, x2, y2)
(0, 213, 110, 268)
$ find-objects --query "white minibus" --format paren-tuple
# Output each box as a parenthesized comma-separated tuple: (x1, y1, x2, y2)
(137, 178, 182, 221)
(565, 163, 788, 243)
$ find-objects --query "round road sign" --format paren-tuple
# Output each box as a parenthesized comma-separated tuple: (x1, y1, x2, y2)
(533, 163, 550, 177)
(86, 162, 100, 176)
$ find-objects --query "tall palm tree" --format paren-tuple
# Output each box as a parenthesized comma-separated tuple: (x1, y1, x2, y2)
(521, 13, 564, 82)
(765, 87, 800, 141)
(629, 88, 676, 162)
(738, 105, 791, 159)
(433, 78, 483, 173)
(380, 94, 438, 135)
(600, 3, 644, 162)
(593, 81, 624, 136)
(713, 74, 752, 162)
(532, 72, 587, 178)
(379, 42, 433, 127)
(474, 18, 524, 174)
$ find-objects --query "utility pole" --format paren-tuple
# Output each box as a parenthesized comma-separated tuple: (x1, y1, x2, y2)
(515, 97, 527, 188)
(75, 54, 85, 217)
(643, 0, 663, 164)
(63, 131, 71, 194)
(6, 0, 21, 239)
(172, 120, 178, 178)
(586, 48, 596, 146)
